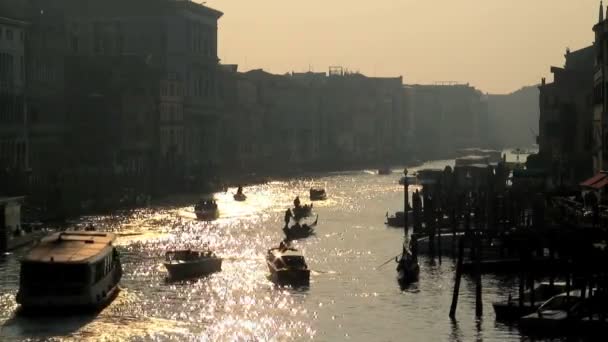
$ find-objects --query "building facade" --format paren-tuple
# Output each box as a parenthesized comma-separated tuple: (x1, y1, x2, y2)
(537, 46, 594, 186)
(409, 83, 489, 159)
(0, 15, 28, 195)
(593, 3, 608, 173)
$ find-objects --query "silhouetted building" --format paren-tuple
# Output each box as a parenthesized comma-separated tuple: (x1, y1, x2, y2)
(15, 0, 223, 195)
(593, 3, 608, 173)
(0, 15, 28, 195)
(408, 83, 488, 159)
(487, 86, 539, 149)
(537, 46, 594, 186)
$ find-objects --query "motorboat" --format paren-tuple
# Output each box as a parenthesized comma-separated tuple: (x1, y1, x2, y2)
(378, 167, 392, 175)
(396, 251, 419, 286)
(164, 250, 222, 280)
(16, 231, 122, 312)
(194, 198, 219, 220)
(266, 246, 310, 287)
(385, 211, 413, 228)
(309, 188, 327, 201)
(519, 290, 587, 334)
(493, 282, 567, 321)
(283, 216, 318, 240)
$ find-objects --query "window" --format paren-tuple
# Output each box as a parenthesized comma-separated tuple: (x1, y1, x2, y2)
(0, 28, 3, 39)
(20, 31, 24, 42)
(6, 29, 13, 40)
(71, 35, 79, 52)
(20, 56, 24, 81)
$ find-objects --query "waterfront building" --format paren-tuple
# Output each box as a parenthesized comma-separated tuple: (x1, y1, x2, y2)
(537, 46, 594, 187)
(593, 2, 608, 173)
(408, 83, 489, 159)
(0, 15, 28, 195)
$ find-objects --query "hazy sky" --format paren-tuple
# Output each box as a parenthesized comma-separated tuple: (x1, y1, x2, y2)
(206, 0, 599, 94)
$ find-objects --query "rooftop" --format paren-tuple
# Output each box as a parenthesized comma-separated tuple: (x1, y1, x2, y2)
(24, 231, 116, 263)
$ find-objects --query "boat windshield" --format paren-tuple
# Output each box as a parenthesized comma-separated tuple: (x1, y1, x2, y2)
(21, 262, 90, 285)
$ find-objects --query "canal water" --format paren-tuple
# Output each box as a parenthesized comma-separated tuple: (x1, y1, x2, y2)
(1, 150, 563, 341)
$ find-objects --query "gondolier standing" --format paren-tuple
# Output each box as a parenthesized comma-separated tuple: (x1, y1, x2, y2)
(284, 208, 293, 226)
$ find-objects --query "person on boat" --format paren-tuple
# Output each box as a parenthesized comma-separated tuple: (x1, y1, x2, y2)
(284, 208, 293, 226)
(279, 240, 289, 251)
(294, 196, 301, 208)
(237, 186, 243, 195)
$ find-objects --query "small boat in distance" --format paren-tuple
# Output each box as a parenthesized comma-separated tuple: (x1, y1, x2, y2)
(194, 197, 219, 220)
(386, 211, 413, 228)
(309, 188, 327, 201)
(16, 231, 122, 312)
(233, 193, 247, 202)
(266, 244, 310, 287)
(164, 250, 222, 280)
(378, 167, 392, 175)
(233, 186, 247, 202)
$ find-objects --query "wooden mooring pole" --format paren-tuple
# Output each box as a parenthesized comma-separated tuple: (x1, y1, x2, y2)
(475, 232, 483, 317)
(437, 208, 442, 265)
(449, 236, 465, 319)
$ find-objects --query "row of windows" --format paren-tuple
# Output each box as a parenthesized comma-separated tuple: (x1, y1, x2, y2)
(0, 27, 24, 42)
(0, 139, 26, 169)
(94, 250, 114, 283)
(188, 22, 214, 57)
(0, 52, 14, 84)
(31, 60, 59, 83)
(0, 94, 24, 123)
(191, 75, 213, 98)
(161, 81, 182, 97)
(160, 103, 183, 122)
(160, 127, 184, 155)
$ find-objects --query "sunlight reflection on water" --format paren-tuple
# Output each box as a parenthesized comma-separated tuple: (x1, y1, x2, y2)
(0, 156, 550, 341)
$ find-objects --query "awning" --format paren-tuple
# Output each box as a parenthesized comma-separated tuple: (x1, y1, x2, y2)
(580, 172, 608, 190)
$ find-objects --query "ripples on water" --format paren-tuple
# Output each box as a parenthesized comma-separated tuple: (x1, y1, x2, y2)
(2, 154, 570, 341)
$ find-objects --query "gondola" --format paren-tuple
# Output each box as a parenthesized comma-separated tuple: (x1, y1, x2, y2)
(292, 204, 313, 220)
(283, 216, 318, 240)
(396, 251, 419, 286)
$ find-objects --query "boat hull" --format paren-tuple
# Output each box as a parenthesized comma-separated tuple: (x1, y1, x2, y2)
(164, 258, 222, 280)
(195, 209, 219, 221)
(283, 226, 314, 240)
(269, 269, 310, 287)
(234, 194, 247, 202)
(17, 263, 122, 313)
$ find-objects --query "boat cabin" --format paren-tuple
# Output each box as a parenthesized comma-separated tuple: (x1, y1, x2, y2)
(269, 249, 308, 270)
(19, 231, 120, 301)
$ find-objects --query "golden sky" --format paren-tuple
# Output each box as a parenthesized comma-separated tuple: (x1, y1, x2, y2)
(207, 0, 599, 94)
